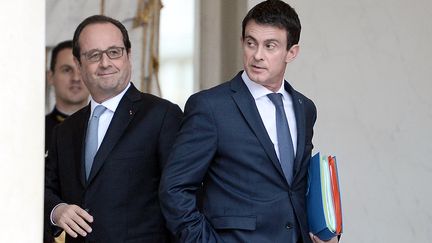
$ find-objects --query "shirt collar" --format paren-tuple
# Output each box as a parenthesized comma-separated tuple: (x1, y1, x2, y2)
(241, 71, 289, 100)
(89, 82, 131, 114)
(52, 106, 69, 122)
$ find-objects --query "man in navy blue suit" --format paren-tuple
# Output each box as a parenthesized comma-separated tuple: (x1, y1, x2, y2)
(160, 1, 337, 242)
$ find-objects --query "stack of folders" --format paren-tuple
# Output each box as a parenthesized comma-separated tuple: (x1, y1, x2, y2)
(307, 152, 343, 241)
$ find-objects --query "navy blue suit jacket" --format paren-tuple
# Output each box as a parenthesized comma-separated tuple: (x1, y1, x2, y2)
(45, 84, 182, 243)
(160, 72, 317, 243)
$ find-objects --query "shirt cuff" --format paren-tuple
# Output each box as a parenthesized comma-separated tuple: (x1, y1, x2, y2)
(50, 203, 67, 226)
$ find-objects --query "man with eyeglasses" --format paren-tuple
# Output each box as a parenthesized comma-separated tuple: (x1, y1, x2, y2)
(44, 15, 182, 243)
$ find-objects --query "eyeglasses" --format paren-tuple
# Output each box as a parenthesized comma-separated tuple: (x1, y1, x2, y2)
(81, 47, 125, 62)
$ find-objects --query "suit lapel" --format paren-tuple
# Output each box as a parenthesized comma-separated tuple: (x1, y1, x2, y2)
(230, 74, 286, 180)
(86, 84, 140, 184)
(73, 105, 90, 188)
(285, 81, 306, 182)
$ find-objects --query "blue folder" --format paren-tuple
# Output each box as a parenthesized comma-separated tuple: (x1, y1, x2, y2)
(306, 152, 342, 241)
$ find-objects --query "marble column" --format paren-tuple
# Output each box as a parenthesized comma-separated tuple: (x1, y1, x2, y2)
(0, 1, 45, 242)
(197, 0, 247, 89)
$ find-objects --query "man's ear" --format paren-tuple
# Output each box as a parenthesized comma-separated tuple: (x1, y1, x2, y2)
(73, 56, 81, 68)
(285, 44, 300, 63)
(47, 70, 54, 85)
(127, 49, 132, 59)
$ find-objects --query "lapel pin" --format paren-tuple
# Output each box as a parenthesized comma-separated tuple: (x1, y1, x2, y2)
(298, 99, 303, 104)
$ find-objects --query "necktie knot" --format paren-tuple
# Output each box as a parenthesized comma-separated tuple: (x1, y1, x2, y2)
(92, 105, 106, 119)
(267, 93, 284, 107)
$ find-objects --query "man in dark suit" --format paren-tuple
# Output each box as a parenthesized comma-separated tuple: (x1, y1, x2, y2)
(45, 40, 89, 152)
(159, 1, 337, 243)
(45, 15, 182, 243)
(45, 40, 89, 243)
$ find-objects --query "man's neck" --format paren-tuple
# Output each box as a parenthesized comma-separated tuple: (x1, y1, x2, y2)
(55, 101, 87, 115)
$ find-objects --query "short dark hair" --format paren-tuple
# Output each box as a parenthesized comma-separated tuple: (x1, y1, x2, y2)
(72, 15, 131, 63)
(50, 40, 73, 72)
(242, 0, 301, 50)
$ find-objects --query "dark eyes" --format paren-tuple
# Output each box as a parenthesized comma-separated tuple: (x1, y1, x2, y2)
(61, 67, 72, 73)
(246, 41, 256, 47)
(83, 47, 125, 62)
(107, 49, 121, 56)
(245, 40, 277, 50)
(266, 43, 276, 49)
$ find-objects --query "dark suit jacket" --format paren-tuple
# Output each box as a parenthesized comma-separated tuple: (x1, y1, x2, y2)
(44, 107, 68, 243)
(159, 72, 317, 243)
(45, 107, 68, 151)
(45, 83, 182, 243)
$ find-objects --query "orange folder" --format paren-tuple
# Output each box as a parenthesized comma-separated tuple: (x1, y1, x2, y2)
(328, 156, 342, 234)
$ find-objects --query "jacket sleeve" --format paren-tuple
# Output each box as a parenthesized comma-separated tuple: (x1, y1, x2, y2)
(159, 93, 223, 243)
(157, 102, 183, 171)
(44, 125, 64, 236)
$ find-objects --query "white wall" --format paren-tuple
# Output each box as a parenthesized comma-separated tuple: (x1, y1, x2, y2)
(249, 0, 432, 242)
(0, 1, 45, 242)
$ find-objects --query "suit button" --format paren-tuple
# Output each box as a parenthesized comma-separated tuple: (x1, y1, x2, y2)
(286, 224, 293, 230)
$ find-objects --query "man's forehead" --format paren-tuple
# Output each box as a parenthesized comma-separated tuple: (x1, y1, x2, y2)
(81, 22, 119, 33)
(57, 47, 72, 55)
(79, 23, 123, 49)
(245, 20, 285, 32)
(245, 22, 287, 41)
(56, 48, 74, 62)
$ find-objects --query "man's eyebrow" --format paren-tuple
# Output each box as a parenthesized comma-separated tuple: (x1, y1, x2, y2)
(244, 35, 280, 44)
(58, 64, 73, 69)
(84, 45, 122, 53)
(264, 39, 280, 43)
(107, 45, 123, 49)
(244, 35, 257, 41)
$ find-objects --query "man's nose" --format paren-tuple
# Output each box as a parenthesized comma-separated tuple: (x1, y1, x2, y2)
(71, 70, 81, 82)
(99, 52, 111, 67)
(253, 46, 264, 61)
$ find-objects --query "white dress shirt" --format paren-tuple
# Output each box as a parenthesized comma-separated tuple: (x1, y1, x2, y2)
(89, 82, 131, 149)
(242, 71, 297, 159)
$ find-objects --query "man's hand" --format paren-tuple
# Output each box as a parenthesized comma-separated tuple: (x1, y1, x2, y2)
(53, 204, 94, 238)
(309, 233, 338, 243)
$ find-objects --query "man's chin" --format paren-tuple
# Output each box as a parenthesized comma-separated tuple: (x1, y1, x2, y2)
(67, 98, 88, 105)
(248, 74, 265, 84)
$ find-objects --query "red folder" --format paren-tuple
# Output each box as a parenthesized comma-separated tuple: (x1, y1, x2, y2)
(328, 156, 342, 234)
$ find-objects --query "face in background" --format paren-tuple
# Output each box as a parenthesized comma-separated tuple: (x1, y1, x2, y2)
(242, 20, 299, 92)
(75, 23, 131, 103)
(48, 48, 89, 112)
